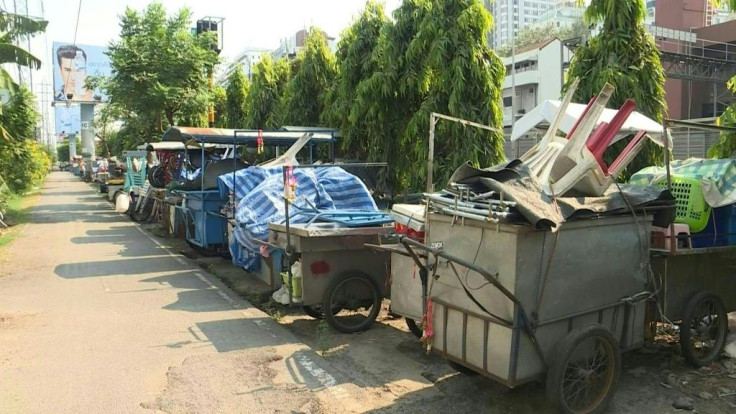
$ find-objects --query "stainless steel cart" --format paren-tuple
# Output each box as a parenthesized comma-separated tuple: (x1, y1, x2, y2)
(267, 222, 391, 333)
(388, 213, 652, 413)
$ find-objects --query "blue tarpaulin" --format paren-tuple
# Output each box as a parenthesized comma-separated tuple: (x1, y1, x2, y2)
(218, 166, 378, 270)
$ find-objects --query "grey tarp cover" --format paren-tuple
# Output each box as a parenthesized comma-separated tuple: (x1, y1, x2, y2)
(448, 160, 676, 230)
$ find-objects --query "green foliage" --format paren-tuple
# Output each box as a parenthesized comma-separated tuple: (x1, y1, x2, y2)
(322, 1, 388, 160)
(0, 10, 47, 95)
(0, 85, 48, 194)
(225, 67, 249, 128)
(707, 1, 736, 158)
(213, 85, 228, 128)
(708, 78, 736, 158)
(244, 54, 291, 129)
(497, 19, 590, 57)
(92, 103, 124, 158)
(103, 2, 219, 141)
(565, 0, 665, 176)
(57, 137, 81, 162)
(350, 0, 505, 192)
(280, 27, 337, 126)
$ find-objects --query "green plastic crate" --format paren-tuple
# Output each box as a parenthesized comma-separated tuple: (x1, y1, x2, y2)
(655, 175, 711, 233)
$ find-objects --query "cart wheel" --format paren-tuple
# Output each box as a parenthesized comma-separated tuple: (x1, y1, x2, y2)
(322, 271, 381, 334)
(546, 325, 620, 414)
(680, 291, 728, 368)
(405, 317, 423, 338)
(131, 198, 154, 223)
(302, 305, 342, 319)
(148, 166, 166, 189)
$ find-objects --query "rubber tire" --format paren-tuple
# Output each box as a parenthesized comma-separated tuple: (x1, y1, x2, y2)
(447, 360, 479, 376)
(302, 305, 342, 320)
(680, 291, 728, 368)
(148, 165, 166, 188)
(405, 317, 423, 338)
(131, 198, 154, 223)
(546, 325, 621, 414)
(322, 271, 382, 334)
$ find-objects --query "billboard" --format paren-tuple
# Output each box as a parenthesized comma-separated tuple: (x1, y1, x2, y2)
(54, 106, 81, 135)
(52, 42, 111, 102)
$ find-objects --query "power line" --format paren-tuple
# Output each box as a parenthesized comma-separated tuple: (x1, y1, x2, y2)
(72, 0, 82, 46)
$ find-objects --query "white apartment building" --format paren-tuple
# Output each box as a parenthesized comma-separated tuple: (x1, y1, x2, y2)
(485, 0, 559, 49)
(217, 48, 270, 85)
(500, 38, 573, 128)
(531, 2, 584, 30)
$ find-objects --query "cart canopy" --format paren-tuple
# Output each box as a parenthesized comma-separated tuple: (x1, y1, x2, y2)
(161, 126, 337, 146)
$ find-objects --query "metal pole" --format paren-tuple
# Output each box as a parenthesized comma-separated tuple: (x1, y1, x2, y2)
(283, 166, 293, 305)
(427, 113, 436, 193)
(662, 115, 676, 254)
(510, 0, 516, 134)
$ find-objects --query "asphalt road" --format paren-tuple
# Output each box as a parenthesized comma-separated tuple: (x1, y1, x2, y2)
(0, 173, 349, 413)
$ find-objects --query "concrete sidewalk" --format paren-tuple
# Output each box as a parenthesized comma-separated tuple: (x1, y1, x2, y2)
(0, 173, 359, 413)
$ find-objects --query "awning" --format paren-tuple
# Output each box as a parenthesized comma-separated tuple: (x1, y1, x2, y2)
(510, 99, 672, 147)
(161, 126, 337, 145)
(135, 142, 227, 151)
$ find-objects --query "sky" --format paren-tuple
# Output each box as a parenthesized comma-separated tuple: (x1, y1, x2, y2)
(26, 0, 402, 87)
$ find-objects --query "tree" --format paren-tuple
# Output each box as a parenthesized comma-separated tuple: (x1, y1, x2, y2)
(57, 136, 81, 164)
(280, 27, 337, 126)
(0, 10, 47, 142)
(244, 54, 290, 129)
(104, 3, 219, 142)
(0, 11, 47, 94)
(225, 66, 249, 128)
(92, 103, 124, 158)
(564, 0, 665, 175)
(213, 85, 228, 128)
(322, 1, 389, 160)
(708, 0, 736, 157)
(352, 0, 506, 192)
(0, 85, 49, 193)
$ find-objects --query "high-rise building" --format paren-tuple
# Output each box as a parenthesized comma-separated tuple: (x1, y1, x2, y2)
(216, 48, 270, 85)
(485, 0, 559, 49)
(648, 0, 734, 26)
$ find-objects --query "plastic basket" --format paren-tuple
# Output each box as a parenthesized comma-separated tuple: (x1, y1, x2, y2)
(654, 176, 711, 233)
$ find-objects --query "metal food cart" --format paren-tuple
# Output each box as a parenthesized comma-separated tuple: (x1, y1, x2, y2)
(380, 114, 736, 413)
(267, 222, 392, 333)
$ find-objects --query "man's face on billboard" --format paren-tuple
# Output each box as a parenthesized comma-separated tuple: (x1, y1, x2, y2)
(59, 56, 86, 98)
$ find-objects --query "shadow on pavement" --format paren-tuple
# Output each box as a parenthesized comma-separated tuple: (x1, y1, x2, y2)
(70, 227, 170, 257)
(195, 318, 287, 352)
(54, 257, 185, 279)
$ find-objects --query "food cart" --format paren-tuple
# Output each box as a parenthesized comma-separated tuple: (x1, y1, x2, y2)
(267, 221, 392, 333)
(161, 126, 339, 255)
(380, 102, 736, 413)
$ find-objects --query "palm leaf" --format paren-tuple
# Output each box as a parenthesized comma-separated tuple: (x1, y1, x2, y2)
(0, 43, 41, 69)
(0, 11, 47, 41)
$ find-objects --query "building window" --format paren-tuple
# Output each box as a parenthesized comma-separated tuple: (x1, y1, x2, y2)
(503, 96, 513, 107)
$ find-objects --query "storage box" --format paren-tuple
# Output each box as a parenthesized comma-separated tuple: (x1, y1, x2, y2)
(691, 204, 736, 248)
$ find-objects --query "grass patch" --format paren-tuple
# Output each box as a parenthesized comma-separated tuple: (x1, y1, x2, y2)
(0, 190, 41, 249)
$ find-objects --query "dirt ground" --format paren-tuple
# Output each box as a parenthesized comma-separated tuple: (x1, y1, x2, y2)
(159, 222, 736, 414)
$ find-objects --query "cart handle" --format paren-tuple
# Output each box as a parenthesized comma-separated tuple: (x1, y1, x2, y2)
(396, 236, 547, 368)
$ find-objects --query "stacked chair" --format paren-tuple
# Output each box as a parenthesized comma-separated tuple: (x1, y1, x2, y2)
(522, 79, 651, 197)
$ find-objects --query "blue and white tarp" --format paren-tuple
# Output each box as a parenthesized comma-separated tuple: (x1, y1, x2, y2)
(217, 166, 378, 270)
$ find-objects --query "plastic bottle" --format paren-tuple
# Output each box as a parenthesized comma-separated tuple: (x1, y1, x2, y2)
(73, 51, 86, 98)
